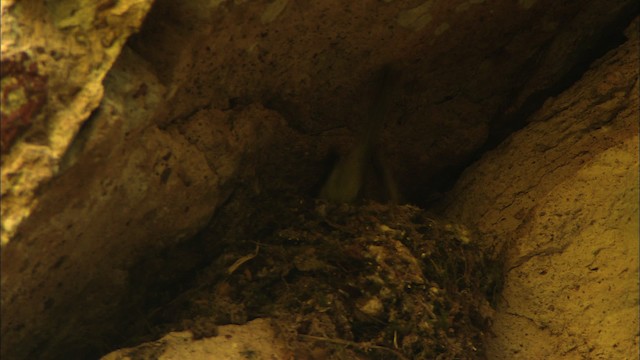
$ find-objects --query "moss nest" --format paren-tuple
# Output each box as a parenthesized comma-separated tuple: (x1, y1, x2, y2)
(134, 198, 504, 359)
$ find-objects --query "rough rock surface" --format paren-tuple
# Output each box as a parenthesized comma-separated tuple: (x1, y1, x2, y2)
(131, 0, 637, 203)
(101, 318, 292, 360)
(1, 1, 284, 358)
(1, 0, 637, 359)
(1, 0, 153, 244)
(442, 19, 639, 360)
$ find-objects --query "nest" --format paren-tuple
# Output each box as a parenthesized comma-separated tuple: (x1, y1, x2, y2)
(144, 199, 504, 359)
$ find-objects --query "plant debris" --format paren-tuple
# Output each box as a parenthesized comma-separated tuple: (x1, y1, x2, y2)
(145, 199, 504, 359)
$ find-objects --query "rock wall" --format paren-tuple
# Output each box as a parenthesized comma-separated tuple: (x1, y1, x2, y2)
(442, 19, 639, 359)
(1, 0, 637, 359)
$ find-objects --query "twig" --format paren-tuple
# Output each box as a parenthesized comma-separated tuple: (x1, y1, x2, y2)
(298, 334, 409, 360)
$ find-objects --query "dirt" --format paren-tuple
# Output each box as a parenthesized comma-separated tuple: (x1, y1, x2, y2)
(135, 197, 505, 359)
